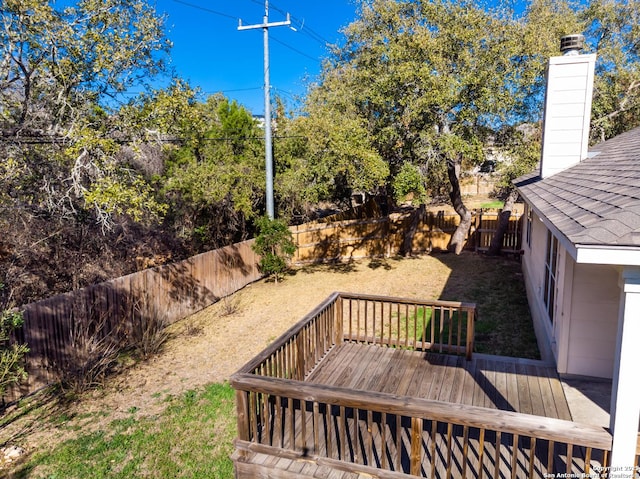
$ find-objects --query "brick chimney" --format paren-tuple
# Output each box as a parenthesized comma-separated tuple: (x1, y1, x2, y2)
(539, 34, 596, 179)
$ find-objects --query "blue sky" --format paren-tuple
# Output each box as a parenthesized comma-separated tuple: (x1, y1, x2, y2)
(154, 1, 359, 114)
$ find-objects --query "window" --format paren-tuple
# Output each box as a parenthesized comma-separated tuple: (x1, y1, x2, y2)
(544, 231, 558, 323)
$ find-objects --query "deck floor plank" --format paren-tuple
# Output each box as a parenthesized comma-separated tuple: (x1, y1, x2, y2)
(504, 359, 520, 412)
(516, 362, 534, 415)
(527, 363, 546, 418)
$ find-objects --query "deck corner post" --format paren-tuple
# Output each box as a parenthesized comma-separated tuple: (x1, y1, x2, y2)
(235, 389, 250, 442)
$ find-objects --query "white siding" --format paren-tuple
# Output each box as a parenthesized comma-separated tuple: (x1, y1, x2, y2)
(521, 207, 556, 362)
(566, 263, 619, 378)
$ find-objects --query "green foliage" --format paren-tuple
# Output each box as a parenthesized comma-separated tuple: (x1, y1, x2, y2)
(156, 93, 265, 248)
(14, 383, 236, 478)
(0, 284, 29, 398)
(304, 0, 640, 206)
(392, 163, 427, 204)
(303, 0, 540, 205)
(580, 0, 640, 141)
(0, 0, 172, 231)
(252, 216, 296, 283)
(274, 99, 389, 218)
(494, 125, 542, 194)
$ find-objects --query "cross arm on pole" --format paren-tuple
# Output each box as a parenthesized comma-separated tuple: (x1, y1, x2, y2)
(238, 14, 291, 31)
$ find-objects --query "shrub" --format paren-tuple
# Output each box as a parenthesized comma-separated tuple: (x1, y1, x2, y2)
(0, 282, 29, 401)
(60, 313, 121, 396)
(0, 307, 29, 400)
(252, 216, 296, 283)
(129, 295, 170, 360)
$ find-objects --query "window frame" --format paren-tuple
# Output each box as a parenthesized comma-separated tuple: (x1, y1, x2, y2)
(543, 230, 558, 323)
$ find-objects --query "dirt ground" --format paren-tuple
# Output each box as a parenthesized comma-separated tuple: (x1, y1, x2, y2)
(1, 253, 465, 464)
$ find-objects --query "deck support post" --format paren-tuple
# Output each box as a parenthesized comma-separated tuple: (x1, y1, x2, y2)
(610, 267, 640, 476)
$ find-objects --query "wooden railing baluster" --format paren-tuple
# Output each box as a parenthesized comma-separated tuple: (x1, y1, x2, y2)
(529, 436, 537, 477)
(462, 425, 469, 478)
(478, 427, 486, 479)
(495, 430, 502, 479)
(340, 405, 346, 461)
(511, 433, 519, 479)
(548, 439, 555, 473)
(395, 413, 402, 472)
(367, 409, 374, 466)
(430, 419, 437, 479)
(410, 417, 423, 476)
(567, 443, 574, 474)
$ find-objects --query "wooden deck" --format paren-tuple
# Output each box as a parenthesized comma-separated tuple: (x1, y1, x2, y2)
(307, 344, 572, 420)
(234, 346, 606, 478)
(232, 293, 613, 479)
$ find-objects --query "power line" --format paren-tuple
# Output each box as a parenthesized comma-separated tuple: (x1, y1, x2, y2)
(270, 35, 317, 61)
(254, 0, 333, 46)
(171, 0, 237, 20)
(171, 0, 323, 66)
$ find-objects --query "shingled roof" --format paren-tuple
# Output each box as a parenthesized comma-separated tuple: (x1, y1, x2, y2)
(514, 125, 640, 248)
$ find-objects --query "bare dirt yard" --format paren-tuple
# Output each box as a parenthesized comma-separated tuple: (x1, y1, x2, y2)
(0, 250, 535, 473)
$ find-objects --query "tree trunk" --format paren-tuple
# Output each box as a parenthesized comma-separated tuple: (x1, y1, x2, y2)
(401, 204, 425, 256)
(447, 157, 472, 255)
(487, 188, 519, 256)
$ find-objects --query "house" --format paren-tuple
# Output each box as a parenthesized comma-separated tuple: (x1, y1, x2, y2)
(514, 36, 640, 475)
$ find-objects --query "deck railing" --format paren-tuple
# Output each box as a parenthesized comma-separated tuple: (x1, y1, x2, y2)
(236, 292, 476, 382)
(231, 292, 613, 478)
(232, 376, 612, 478)
(337, 293, 475, 360)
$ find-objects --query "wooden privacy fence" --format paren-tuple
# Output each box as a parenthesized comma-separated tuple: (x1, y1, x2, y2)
(290, 209, 523, 264)
(7, 240, 260, 402)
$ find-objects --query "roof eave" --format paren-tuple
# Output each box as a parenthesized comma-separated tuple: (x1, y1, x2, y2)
(516, 185, 640, 266)
(575, 245, 640, 266)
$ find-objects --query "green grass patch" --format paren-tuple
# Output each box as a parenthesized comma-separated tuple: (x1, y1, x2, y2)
(436, 252, 539, 359)
(479, 200, 504, 209)
(12, 383, 236, 479)
(394, 307, 470, 351)
(391, 306, 431, 343)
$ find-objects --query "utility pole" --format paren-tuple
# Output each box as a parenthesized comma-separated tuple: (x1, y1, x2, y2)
(238, 1, 290, 219)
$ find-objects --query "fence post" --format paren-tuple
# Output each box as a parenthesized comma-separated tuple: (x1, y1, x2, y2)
(475, 210, 482, 252)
